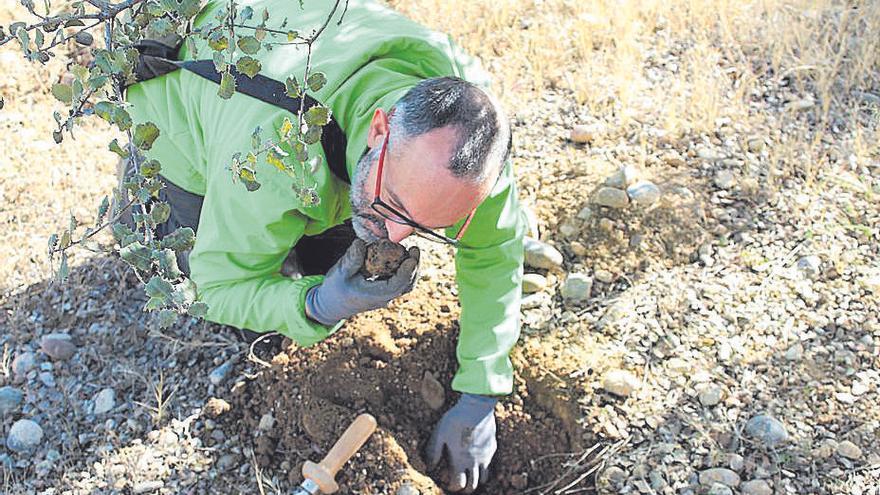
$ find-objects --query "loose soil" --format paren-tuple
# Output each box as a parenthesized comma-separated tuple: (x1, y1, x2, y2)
(209, 280, 595, 494)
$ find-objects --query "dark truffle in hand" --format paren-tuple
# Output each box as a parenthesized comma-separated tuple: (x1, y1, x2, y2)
(362, 239, 407, 279)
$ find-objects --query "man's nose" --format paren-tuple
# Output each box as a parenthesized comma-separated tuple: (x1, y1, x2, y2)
(385, 221, 414, 243)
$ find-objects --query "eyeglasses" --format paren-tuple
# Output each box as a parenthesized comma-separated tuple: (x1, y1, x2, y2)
(370, 133, 476, 245)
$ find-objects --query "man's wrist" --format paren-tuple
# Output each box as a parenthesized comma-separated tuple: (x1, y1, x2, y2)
(459, 393, 499, 413)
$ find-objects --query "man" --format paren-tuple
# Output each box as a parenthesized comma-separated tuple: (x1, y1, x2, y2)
(125, 0, 525, 492)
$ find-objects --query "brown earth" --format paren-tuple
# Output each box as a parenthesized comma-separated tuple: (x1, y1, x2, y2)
(206, 279, 596, 494)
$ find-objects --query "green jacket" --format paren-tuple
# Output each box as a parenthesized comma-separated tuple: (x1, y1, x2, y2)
(126, 0, 525, 396)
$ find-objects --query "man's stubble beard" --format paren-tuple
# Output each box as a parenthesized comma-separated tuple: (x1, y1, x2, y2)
(349, 145, 388, 243)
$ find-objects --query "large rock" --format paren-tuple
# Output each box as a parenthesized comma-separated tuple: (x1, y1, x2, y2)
(602, 370, 640, 397)
(41, 333, 77, 361)
(524, 237, 564, 270)
(593, 187, 629, 209)
(745, 415, 789, 447)
(0, 387, 24, 416)
(699, 468, 740, 487)
(7, 419, 43, 452)
(561, 273, 592, 302)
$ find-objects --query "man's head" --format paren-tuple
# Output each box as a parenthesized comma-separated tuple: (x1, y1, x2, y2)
(349, 76, 511, 243)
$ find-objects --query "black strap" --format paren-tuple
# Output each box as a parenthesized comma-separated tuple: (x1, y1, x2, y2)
(130, 41, 350, 184)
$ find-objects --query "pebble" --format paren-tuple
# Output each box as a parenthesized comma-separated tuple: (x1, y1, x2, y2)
(626, 181, 661, 208)
(837, 440, 862, 460)
(524, 237, 564, 270)
(796, 255, 822, 279)
(706, 483, 733, 495)
(714, 170, 736, 189)
(217, 453, 239, 471)
(396, 483, 420, 495)
(699, 468, 741, 487)
(12, 351, 37, 379)
(570, 241, 588, 257)
(258, 413, 275, 432)
(93, 388, 116, 415)
(39, 371, 56, 388)
(520, 293, 548, 310)
(784, 343, 804, 361)
(522, 205, 540, 239)
(133, 480, 164, 493)
(599, 466, 627, 486)
(570, 123, 605, 144)
(593, 187, 630, 209)
(746, 137, 765, 153)
(7, 419, 44, 452)
(860, 274, 880, 294)
(697, 148, 723, 161)
(698, 384, 723, 407)
(561, 273, 593, 302)
(522, 273, 548, 293)
(0, 386, 24, 416)
(604, 165, 640, 189)
(602, 370, 640, 397)
(594, 270, 614, 284)
(786, 98, 814, 112)
(745, 415, 789, 447)
(576, 206, 592, 220)
(209, 360, 235, 386)
(420, 371, 446, 411)
(740, 480, 772, 495)
(852, 381, 869, 396)
(727, 454, 744, 472)
(558, 221, 579, 238)
(40, 333, 77, 361)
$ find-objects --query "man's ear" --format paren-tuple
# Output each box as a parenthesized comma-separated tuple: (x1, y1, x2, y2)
(366, 108, 390, 149)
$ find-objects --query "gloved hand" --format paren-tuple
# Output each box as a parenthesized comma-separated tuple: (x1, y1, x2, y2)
(427, 393, 498, 493)
(304, 238, 419, 326)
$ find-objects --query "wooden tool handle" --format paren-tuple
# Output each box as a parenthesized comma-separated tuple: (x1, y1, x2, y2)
(302, 414, 377, 494)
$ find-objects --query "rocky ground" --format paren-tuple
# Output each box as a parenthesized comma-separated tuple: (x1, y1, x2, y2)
(2, 0, 879, 494)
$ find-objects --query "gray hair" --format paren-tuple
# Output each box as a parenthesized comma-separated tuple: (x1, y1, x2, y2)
(389, 77, 512, 183)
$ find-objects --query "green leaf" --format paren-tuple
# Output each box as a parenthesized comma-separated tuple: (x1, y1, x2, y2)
(239, 6, 254, 21)
(119, 241, 152, 271)
(57, 252, 69, 283)
(251, 126, 262, 149)
(237, 36, 260, 55)
(174, 278, 198, 305)
(212, 51, 227, 73)
(156, 310, 178, 328)
(64, 19, 85, 28)
(304, 106, 330, 126)
(145, 275, 174, 301)
(254, 27, 266, 42)
(59, 230, 71, 249)
(187, 301, 208, 318)
(160, 227, 195, 252)
(133, 122, 160, 150)
(94, 101, 115, 122)
(53, 130, 63, 144)
(153, 249, 182, 279)
(208, 33, 228, 51)
(262, 7, 270, 22)
(218, 71, 236, 99)
(108, 138, 129, 158)
(287, 30, 298, 42)
(238, 167, 261, 191)
(51, 83, 73, 104)
(303, 125, 322, 145)
(306, 72, 327, 92)
(74, 31, 93, 46)
(47, 233, 59, 253)
(284, 76, 301, 99)
(151, 202, 171, 224)
(96, 196, 109, 224)
(147, 17, 173, 37)
(140, 159, 161, 178)
(235, 56, 261, 78)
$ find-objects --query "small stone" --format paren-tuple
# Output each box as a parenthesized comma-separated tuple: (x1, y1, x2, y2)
(698, 384, 724, 407)
(93, 388, 116, 415)
(814, 439, 838, 459)
(217, 454, 238, 471)
(576, 206, 592, 221)
(604, 165, 640, 189)
(727, 454, 744, 472)
(39, 371, 55, 388)
(0, 387, 24, 416)
(396, 483, 420, 495)
(209, 360, 235, 386)
(594, 270, 614, 284)
(524, 237, 564, 270)
(7, 419, 43, 452)
(510, 474, 528, 490)
(258, 413, 275, 432)
(697, 148, 723, 161)
(420, 371, 445, 411)
(699, 468, 740, 487)
(746, 137, 765, 153)
(602, 370, 640, 397)
(522, 204, 540, 239)
(741, 479, 772, 495)
(649, 470, 666, 490)
(598, 466, 627, 487)
(570, 241, 588, 257)
(784, 343, 804, 361)
(786, 98, 814, 112)
(558, 220, 579, 238)
(133, 480, 164, 494)
(520, 293, 548, 310)
(522, 273, 548, 293)
(707, 483, 734, 495)
(835, 392, 856, 404)
(593, 187, 630, 208)
(852, 381, 869, 396)
(714, 170, 736, 189)
(859, 274, 880, 294)
(561, 273, 592, 302)
(797, 256, 822, 279)
(204, 397, 231, 417)
(745, 415, 789, 447)
(570, 123, 605, 144)
(837, 440, 862, 460)
(626, 181, 661, 208)
(40, 333, 76, 361)
(12, 351, 37, 378)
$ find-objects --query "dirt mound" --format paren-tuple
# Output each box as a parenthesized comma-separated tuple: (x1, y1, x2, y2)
(207, 283, 596, 494)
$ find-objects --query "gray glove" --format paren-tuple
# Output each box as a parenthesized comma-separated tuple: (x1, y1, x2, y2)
(427, 393, 498, 493)
(304, 239, 419, 326)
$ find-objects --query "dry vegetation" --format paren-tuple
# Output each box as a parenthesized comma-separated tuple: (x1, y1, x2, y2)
(1, 0, 879, 494)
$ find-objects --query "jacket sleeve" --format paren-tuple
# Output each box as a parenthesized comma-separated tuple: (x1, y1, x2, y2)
(188, 157, 344, 346)
(448, 160, 526, 396)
